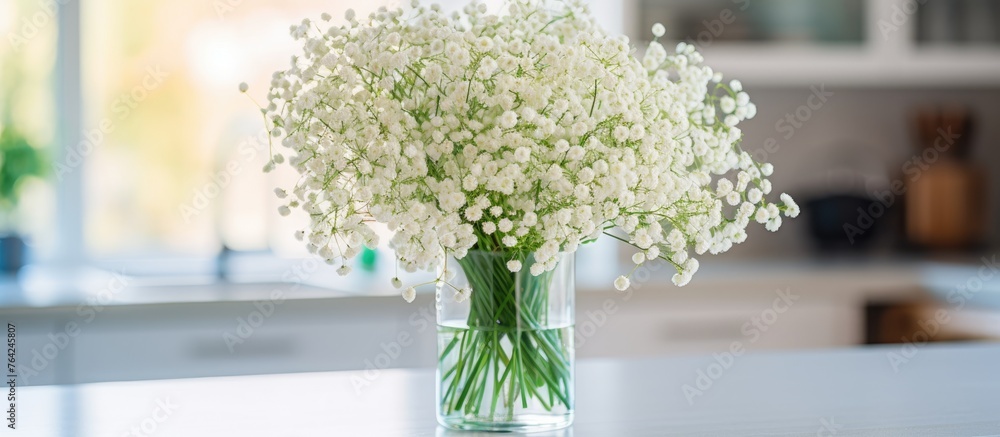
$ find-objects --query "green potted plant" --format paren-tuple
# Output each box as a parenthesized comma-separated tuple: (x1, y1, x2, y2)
(0, 125, 45, 273)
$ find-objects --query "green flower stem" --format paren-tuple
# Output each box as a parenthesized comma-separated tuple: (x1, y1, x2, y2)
(439, 252, 572, 419)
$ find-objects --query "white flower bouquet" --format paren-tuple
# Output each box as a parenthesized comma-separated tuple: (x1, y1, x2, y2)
(249, 0, 797, 430)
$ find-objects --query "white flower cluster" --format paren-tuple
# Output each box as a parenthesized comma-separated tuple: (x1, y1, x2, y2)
(260, 0, 797, 297)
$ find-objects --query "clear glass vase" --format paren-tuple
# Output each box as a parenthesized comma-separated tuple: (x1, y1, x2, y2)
(436, 251, 574, 432)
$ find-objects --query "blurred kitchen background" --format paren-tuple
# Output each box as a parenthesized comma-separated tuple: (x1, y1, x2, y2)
(2, 0, 1000, 386)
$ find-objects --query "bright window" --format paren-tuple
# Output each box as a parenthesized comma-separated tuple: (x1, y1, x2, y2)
(0, 0, 57, 255)
(79, 0, 399, 259)
(6, 0, 622, 278)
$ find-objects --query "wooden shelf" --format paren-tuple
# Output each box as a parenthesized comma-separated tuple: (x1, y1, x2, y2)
(618, 0, 1000, 88)
(697, 45, 1000, 88)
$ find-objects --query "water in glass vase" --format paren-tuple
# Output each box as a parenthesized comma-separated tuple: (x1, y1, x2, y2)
(437, 324, 574, 431)
(436, 251, 575, 432)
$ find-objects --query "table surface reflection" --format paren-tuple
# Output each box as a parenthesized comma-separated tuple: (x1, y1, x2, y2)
(19, 343, 1000, 436)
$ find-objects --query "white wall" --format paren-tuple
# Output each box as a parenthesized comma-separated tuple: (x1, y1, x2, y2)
(718, 87, 1000, 259)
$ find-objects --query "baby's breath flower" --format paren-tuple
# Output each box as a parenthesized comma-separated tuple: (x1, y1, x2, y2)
(513, 147, 530, 163)
(716, 179, 733, 197)
(761, 179, 772, 194)
(482, 222, 497, 234)
(391, 277, 403, 289)
(614, 275, 630, 291)
(499, 111, 518, 129)
(454, 287, 471, 303)
(402, 287, 416, 303)
(736, 92, 750, 106)
(755, 207, 769, 224)
(529, 263, 545, 276)
(726, 192, 741, 206)
(498, 219, 513, 233)
(672, 273, 691, 287)
(781, 193, 800, 218)
(720, 96, 736, 114)
(632, 252, 645, 264)
(766, 203, 780, 219)
(651, 23, 666, 38)
(766, 216, 782, 232)
(260, 0, 792, 292)
(506, 260, 522, 272)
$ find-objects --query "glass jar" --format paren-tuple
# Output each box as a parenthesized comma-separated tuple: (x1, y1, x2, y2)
(436, 251, 574, 432)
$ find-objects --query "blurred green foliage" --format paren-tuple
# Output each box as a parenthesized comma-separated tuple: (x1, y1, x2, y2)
(0, 126, 45, 213)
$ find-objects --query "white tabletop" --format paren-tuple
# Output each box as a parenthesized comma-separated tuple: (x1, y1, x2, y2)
(18, 343, 1000, 436)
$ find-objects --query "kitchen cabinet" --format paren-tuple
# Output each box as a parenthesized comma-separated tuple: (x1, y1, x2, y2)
(3, 261, 938, 386)
(624, 0, 1000, 87)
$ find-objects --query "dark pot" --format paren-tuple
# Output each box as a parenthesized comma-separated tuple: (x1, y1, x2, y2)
(0, 234, 27, 274)
(804, 194, 881, 252)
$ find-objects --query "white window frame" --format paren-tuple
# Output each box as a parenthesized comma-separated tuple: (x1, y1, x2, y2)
(54, 0, 84, 268)
(45, 0, 622, 285)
